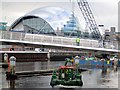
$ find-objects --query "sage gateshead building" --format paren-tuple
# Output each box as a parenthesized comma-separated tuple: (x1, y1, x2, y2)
(9, 7, 82, 37)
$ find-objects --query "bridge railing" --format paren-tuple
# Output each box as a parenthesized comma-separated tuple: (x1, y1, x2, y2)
(0, 30, 100, 48)
(24, 33, 100, 48)
(0, 30, 24, 40)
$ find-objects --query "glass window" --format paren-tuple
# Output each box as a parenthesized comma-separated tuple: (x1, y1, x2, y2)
(23, 18, 55, 35)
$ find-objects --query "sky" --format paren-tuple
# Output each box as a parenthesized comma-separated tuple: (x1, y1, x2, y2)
(0, 0, 119, 33)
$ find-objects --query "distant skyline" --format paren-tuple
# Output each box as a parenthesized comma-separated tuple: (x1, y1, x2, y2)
(0, 0, 119, 33)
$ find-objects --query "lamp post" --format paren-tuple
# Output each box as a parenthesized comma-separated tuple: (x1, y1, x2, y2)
(98, 25, 105, 48)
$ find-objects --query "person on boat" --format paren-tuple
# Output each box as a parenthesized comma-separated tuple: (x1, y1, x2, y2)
(74, 56, 80, 65)
(74, 56, 80, 73)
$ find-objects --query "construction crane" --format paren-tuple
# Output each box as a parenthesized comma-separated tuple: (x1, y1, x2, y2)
(77, 0, 102, 41)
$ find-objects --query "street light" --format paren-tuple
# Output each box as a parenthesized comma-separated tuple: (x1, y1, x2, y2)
(98, 24, 105, 48)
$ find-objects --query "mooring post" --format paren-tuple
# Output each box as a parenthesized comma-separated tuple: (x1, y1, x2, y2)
(48, 50, 51, 60)
(7, 56, 17, 88)
(47, 50, 51, 69)
(4, 53, 8, 63)
(3, 53, 8, 68)
(10, 56, 16, 75)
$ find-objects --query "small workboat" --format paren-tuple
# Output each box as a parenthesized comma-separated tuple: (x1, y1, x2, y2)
(50, 58, 83, 87)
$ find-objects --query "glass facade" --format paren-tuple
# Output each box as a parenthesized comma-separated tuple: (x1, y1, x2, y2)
(9, 7, 101, 39)
(23, 17, 56, 35)
(9, 7, 72, 36)
(26, 7, 71, 31)
(0, 22, 7, 30)
(61, 14, 81, 37)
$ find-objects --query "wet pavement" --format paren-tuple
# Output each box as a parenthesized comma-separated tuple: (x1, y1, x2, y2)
(14, 69, 118, 88)
(15, 61, 64, 72)
(1, 61, 119, 89)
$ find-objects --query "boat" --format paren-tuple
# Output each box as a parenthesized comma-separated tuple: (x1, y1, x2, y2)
(50, 58, 83, 87)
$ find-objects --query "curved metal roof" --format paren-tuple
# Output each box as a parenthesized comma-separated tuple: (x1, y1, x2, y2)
(26, 7, 71, 30)
(9, 15, 39, 30)
(9, 7, 71, 31)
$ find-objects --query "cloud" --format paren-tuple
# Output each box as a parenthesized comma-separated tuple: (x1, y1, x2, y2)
(1, 1, 118, 31)
(1, 0, 71, 2)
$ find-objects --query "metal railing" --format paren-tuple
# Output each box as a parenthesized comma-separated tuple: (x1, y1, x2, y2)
(0, 30, 101, 48)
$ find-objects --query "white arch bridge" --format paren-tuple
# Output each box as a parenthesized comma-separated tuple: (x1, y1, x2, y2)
(0, 30, 119, 55)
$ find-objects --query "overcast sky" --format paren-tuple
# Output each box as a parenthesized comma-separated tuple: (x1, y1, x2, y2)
(0, 0, 119, 33)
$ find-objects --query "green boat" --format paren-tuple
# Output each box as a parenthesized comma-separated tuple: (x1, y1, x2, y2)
(50, 58, 83, 87)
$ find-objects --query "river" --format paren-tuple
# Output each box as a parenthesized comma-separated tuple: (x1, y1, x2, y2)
(1, 61, 119, 89)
